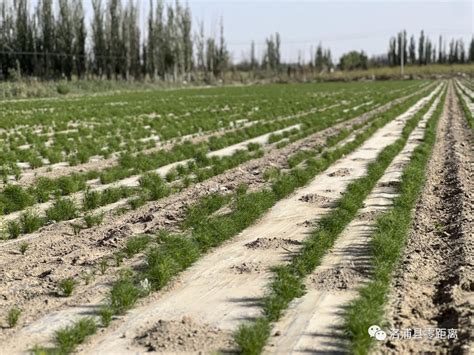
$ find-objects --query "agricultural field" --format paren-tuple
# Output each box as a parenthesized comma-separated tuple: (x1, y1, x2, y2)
(0, 79, 472, 354)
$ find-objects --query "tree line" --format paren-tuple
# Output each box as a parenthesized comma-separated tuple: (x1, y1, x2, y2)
(0, 0, 229, 81)
(387, 30, 474, 67)
(1, 0, 474, 81)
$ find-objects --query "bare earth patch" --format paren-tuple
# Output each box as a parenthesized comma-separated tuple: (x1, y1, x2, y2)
(328, 168, 351, 177)
(311, 266, 368, 291)
(230, 262, 264, 274)
(244, 237, 302, 250)
(134, 316, 237, 353)
(298, 193, 331, 205)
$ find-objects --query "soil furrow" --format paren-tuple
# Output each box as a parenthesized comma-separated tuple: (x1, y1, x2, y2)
(383, 83, 473, 354)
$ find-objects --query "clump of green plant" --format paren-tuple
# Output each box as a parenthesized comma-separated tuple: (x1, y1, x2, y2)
(124, 235, 151, 258)
(0, 184, 34, 214)
(58, 277, 76, 297)
(129, 195, 146, 210)
(263, 167, 281, 181)
(46, 198, 77, 222)
(7, 307, 21, 328)
(234, 318, 270, 355)
(109, 274, 142, 314)
(139, 173, 170, 201)
(7, 220, 21, 239)
(20, 211, 43, 234)
(54, 318, 96, 354)
(56, 83, 70, 95)
(98, 259, 108, 275)
(114, 252, 124, 267)
(99, 306, 113, 327)
(84, 213, 103, 228)
(19, 241, 29, 255)
(70, 223, 83, 236)
(83, 188, 101, 211)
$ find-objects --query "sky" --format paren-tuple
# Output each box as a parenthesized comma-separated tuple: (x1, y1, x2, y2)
(184, 0, 473, 62)
(32, 0, 474, 62)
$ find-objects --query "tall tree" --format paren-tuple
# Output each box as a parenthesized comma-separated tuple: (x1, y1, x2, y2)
(469, 37, 474, 62)
(418, 30, 425, 65)
(92, 0, 106, 77)
(57, 0, 74, 79)
(250, 40, 257, 71)
(38, 0, 55, 78)
(409, 35, 416, 64)
(73, 0, 86, 78)
(106, 0, 122, 79)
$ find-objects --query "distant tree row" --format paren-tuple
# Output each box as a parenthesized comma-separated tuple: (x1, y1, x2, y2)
(0, 0, 229, 81)
(1, 2, 474, 80)
(387, 30, 474, 67)
(0, 0, 87, 80)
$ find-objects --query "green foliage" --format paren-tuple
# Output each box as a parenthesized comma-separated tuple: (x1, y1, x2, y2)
(339, 51, 369, 71)
(46, 198, 78, 222)
(98, 259, 108, 275)
(109, 276, 142, 314)
(19, 241, 29, 255)
(7, 220, 21, 239)
(99, 307, 113, 327)
(54, 318, 97, 354)
(0, 185, 34, 215)
(58, 278, 76, 297)
(233, 86, 443, 352)
(84, 213, 104, 228)
(7, 307, 21, 328)
(234, 318, 270, 355)
(124, 235, 151, 258)
(20, 211, 43, 234)
(344, 88, 445, 353)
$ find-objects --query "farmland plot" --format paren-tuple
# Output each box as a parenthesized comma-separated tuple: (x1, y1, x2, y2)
(2, 80, 471, 355)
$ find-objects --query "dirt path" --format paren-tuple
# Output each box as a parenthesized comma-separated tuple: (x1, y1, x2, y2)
(263, 89, 443, 355)
(383, 83, 473, 354)
(58, 86, 442, 355)
(0, 85, 438, 352)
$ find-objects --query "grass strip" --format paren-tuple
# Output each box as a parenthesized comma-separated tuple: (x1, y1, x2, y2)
(455, 85, 474, 131)
(343, 84, 446, 354)
(233, 88, 443, 354)
(31, 318, 97, 355)
(31, 87, 437, 355)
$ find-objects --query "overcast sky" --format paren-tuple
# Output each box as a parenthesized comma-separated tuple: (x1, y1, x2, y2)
(31, 0, 474, 62)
